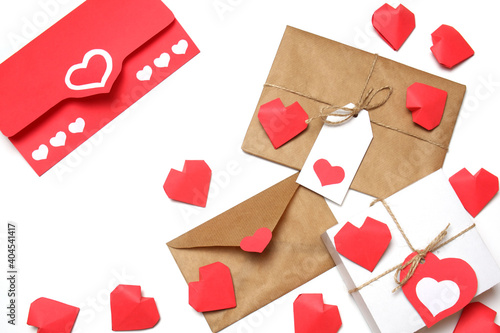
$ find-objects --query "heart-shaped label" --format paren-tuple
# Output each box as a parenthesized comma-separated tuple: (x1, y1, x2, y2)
(293, 294, 342, 333)
(431, 25, 474, 68)
(50, 131, 67, 147)
(454, 302, 500, 333)
(240, 227, 272, 253)
(314, 159, 345, 186)
(136, 65, 153, 81)
(401, 252, 478, 327)
(172, 39, 188, 55)
(68, 118, 85, 134)
(449, 168, 499, 217)
(110, 285, 160, 331)
(334, 217, 392, 271)
(372, 4, 415, 51)
(32, 144, 49, 161)
(258, 98, 309, 149)
(65, 49, 113, 91)
(27, 297, 79, 333)
(154, 52, 170, 68)
(163, 160, 212, 207)
(406, 82, 448, 130)
(189, 262, 236, 312)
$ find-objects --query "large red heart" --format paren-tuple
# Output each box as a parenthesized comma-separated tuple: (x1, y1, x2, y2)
(453, 302, 500, 333)
(372, 4, 415, 51)
(189, 262, 236, 312)
(449, 168, 499, 217)
(163, 160, 212, 207)
(406, 82, 448, 130)
(240, 227, 272, 253)
(27, 297, 79, 333)
(334, 217, 391, 272)
(258, 98, 309, 149)
(431, 25, 474, 68)
(401, 252, 478, 327)
(110, 285, 160, 331)
(314, 159, 345, 186)
(293, 294, 342, 333)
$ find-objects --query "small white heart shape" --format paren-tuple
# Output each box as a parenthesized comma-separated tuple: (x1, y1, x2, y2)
(136, 66, 153, 81)
(172, 39, 188, 55)
(154, 53, 170, 68)
(69, 118, 85, 134)
(32, 144, 49, 161)
(49, 131, 67, 147)
(65, 49, 113, 91)
(416, 277, 460, 317)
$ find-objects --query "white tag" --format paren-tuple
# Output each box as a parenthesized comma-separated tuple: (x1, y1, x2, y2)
(297, 106, 373, 205)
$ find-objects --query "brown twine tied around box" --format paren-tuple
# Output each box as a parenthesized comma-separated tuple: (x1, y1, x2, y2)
(348, 199, 476, 294)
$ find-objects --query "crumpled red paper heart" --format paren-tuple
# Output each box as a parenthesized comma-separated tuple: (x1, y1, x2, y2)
(110, 285, 160, 331)
(372, 3, 415, 51)
(453, 302, 500, 333)
(27, 297, 80, 333)
(163, 160, 212, 207)
(431, 25, 474, 68)
(240, 227, 272, 253)
(293, 294, 342, 333)
(406, 82, 448, 130)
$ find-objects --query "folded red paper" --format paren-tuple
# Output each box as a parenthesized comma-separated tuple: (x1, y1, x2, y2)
(293, 294, 342, 333)
(110, 285, 160, 331)
(453, 302, 500, 333)
(27, 297, 79, 333)
(163, 160, 212, 207)
(406, 82, 448, 130)
(431, 25, 474, 68)
(372, 4, 415, 51)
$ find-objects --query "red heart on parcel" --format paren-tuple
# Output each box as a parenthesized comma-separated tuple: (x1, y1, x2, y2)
(258, 98, 309, 149)
(453, 302, 500, 333)
(431, 25, 474, 68)
(372, 4, 415, 51)
(334, 217, 391, 272)
(27, 297, 80, 333)
(406, 82, 448, 130)
(110, 285, 160, 331)
(449, 168, 499, 217)
(240, 227, 272, 253)
(163, 160, 212, 207)
(189, 262, 236, 312)
(314, 159, 345, 186)
(294, 294, 342, 333)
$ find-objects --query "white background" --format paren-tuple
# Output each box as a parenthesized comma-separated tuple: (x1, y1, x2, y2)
(0, 0, 499, 332)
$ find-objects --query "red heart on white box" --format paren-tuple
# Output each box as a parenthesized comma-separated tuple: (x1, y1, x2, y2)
(65, 49, 113, 91)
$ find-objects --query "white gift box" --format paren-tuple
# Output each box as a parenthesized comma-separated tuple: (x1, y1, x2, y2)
(322, 170, 500, 333)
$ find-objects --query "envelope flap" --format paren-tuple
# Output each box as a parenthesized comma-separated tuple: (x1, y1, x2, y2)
(0, 0, 174, 137)
(168, 173, 300, 249)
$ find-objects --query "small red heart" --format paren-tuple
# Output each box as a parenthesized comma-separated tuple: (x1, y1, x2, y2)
(27, 297, 80, 333)
(258, 98, 309, 149)
(189, 262, 236, 312)
(334, 217, 392, 272)
(401, 252, 478, 327)
(406, 82, 448, 130)
(372, 4, 415, 51)
(293, 294, 342, 333)
(314, 159, 345, 186)
(240, 227, 272, 253)
(163, 160, 212, 207)
(449, 168, 499, 217)
(110, 285, 160, 331)
(431, 25, 474, 68)
(453, 302, 500, 333)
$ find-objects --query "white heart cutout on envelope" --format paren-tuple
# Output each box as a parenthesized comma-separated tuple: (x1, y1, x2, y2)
(65, 49, 113, 91)
(32, 145, 49, 161)
(172, 39, 188, 55)
(136, 66, 153, 81)
(49, 131, 67, 147)
(154, 53, 170, 68)
(69, 118, 85, 134)
(416, 277, 460, 317)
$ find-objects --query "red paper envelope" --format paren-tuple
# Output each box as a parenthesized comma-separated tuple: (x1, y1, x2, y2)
(0, 0, 199, 176)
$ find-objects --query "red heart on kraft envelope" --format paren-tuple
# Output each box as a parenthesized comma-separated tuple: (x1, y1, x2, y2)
(406, 82, 448, 130)
(314, 159, 345, 186)
(240, 227, 272, 253)
(372, 4, 415, 51)
(294, 294, 342, 333)
(453, 302, 500, 333)
(334, 217, 391, 272)
(449, 168, 499, 217)
(110, 285, 160, 331)
(431, 25, 474, 68)
(189, 262, 236, 312)
(27, 297, 79, 333)
(401, 252, 477, 327)
(163, 160, 212, 207)
(258, 98, 309, 149)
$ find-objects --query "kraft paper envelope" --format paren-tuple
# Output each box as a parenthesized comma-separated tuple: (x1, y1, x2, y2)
(242, 26, 466, 199)
(168, 173, 337, 332)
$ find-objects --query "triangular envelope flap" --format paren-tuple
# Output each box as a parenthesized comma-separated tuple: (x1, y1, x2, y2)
(0, 0, 174, 137)
(168, 173, 300, 249)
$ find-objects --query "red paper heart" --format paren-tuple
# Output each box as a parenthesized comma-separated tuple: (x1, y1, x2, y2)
(110, 285, 160, 331)
(189, 262, 236, 312)
(372, 4, 415, 51)
(431, 25, 474, 68)
(401, 252, 478, 327)
(406, 82, 448, 130)
(240, 227, 272, 253)
(163, 160, 212, 207)
(258, 98, 309, 149)
(453, 302, 500, 333)
(293, 294, 342, 333)
(314, 159, 345, 186)
(27, 297, 79, 333)
(449, 168, 499, 217)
